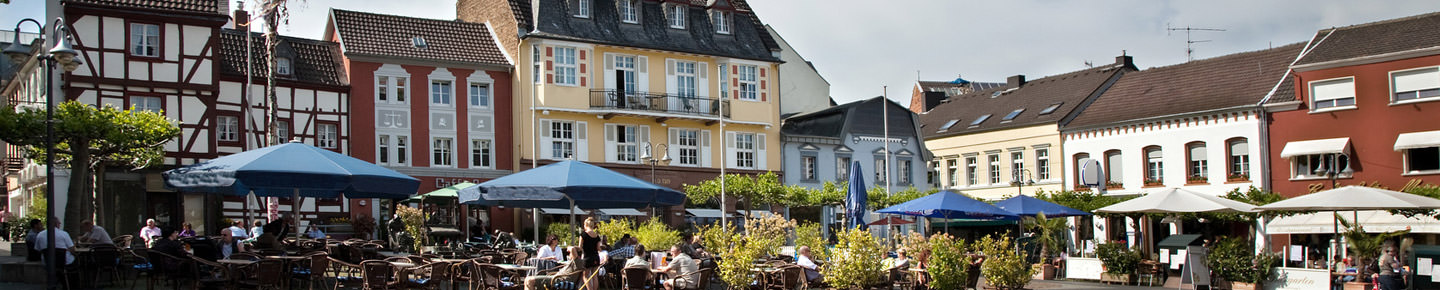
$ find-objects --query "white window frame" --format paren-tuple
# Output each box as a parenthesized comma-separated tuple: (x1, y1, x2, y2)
(836, 155, 851, 180)
(317, 124, 338, 149)
(987, 154, 1001, 184)
(613, 125, 641, 163)
(734, 133, 756, 169)
(1188, 143, 1208, 181)
(550, 121, 577, 159)
(1036, 148, 1051, 180)
(666, 4, 686, 29)
(217, 115, 239, 142)
(675, 60, 697, 98)
(615, 55, 637, 93)
(431, 80, 453, 106)
(276, 120, 290, 142)
(129, 23, 160, 57)
(575, 0, 591, 18)
(376, 134, 410, 166)
(946, 159, 958, 187)
(898, 159, 913, 185)
(1390, 66, 1440, 104)
(1309, 77, 1356, 112)
(674, 129, 700, 166)
(532, 45, 543, 84)
(1146, 147, 1164, 184)
(376, 75, 409, 104)
(801, 155, 817, 181)
(619, 0, 639, 23)
(1291, 153, 1351, 180)
(276, 57, 292, 76)
(1010, 151, 1025, 182)
(966, 156, 978, 186)
(432, 137, 454, 167)
(874, 157, 888, 185)
(469, 82, 491, 108)
(712, 11, 729, 34)
(130, 95, 163, 113)
(1229, 139, 1251, 179)
(554, 47, 579, 86)
(737, 65, 759, 101)
(471, 138, 493, 169)
(1404, 147, 1440, 175)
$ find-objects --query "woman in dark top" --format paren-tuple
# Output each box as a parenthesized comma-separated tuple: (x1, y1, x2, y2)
(580, 217, 602, 290)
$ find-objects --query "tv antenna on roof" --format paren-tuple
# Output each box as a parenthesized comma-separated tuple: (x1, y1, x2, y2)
(1167, 23, 1226, 62)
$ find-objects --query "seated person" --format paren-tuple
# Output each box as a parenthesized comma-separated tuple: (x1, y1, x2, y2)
(658, 243, 699, 290)
(34, 219, 76, 266)
(306, 224, 326, 239)
(797, 246, 824, 282)
(77, 219, 114, 245)
(624, 244, 649, 269)
(151, 228, 186, 258)
(218, 228, 237, 259)
(524, 246, 585, 290)
(887, 248, 910, 281)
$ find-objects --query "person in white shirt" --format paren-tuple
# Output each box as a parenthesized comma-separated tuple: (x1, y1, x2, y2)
(34, 219, 76, 266)
(227, 221, 249, 239)
(796, 246, 822, 282)
(138, 219, 162, 247)
(219, 228, 236, 259)
(537, 235, 564, 261)
(77, 220, 113, 245)
(246, 221, 265, 243)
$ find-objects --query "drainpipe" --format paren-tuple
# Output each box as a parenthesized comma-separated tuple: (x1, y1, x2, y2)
(1253, 29, 1333, 254)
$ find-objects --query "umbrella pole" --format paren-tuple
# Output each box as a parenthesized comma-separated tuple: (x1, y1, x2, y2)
(293, 189, 302, 242)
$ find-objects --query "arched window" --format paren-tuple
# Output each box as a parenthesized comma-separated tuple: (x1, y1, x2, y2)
(1226, 138, 1250, 181)
(1186, 142, 1208, 184)
(1104, 150, 1123, 189)
(1144, 146, 1163, 186)
(1073, 153, 1090, 190)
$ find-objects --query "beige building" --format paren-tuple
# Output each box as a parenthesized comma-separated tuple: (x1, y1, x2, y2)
(919, 56, 1135, 200)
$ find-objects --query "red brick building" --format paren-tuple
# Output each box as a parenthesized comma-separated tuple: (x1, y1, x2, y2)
(1265, 12, 1440, 197)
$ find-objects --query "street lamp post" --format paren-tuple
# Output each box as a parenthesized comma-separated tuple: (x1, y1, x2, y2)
(639, 143, 672, 183)
(1010, 168, 1036, 196)
(1313, 153, 1352, 189)
(5, 17, 82, 290)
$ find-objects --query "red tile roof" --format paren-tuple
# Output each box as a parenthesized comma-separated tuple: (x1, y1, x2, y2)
(919, 60, 1132, 138)
(1297, 11, 1440, 66)
(330, 9, 509, 67)
(63, 0, 222, 15)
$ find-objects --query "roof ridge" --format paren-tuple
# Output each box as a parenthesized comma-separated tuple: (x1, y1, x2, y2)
(1139, 42, 1306, 72)
(221, 29, 335, 46)
(332, 8, 486, 28)
(1318, 11, 1440, 33)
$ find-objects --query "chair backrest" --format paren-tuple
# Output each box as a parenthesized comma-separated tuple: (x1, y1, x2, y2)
(778, 265, 805, 290)
(477, 263, 505, 289)
(308, 253, 331, 275)
(92, 246, 121, 267)
(251, 259, 285, 285)
(623, 267, 651, 290)
(231, 252, 262, 261)
(693, 268, 714, 290)
(360, 260, 394, 289)
(112, 235, 134, 248)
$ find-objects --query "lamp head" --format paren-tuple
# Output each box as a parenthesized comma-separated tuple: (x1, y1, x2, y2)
(48, 33, 78, 67)
(660, 150, 672, 163)
(3, 38, 31, 65)
(1312, 163, 1328, 176)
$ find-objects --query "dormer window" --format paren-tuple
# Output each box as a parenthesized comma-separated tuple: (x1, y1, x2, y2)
(575, 0, 591, 18)
(412, 36, 428, 49)
(619, 0, 638, 23)
(666, 4, 686, 29)
(276, 57, 292, 76)
(712, 11, 730, 34)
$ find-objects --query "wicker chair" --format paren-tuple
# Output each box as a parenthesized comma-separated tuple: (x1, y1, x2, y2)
(767, 265, 805, 290)
(89, 244, 124, 287)
(622, 267, 652, 290)
(291, 253, 331, 290)
(361, 260, 401, 290)
(148, 250, 198, 290)
(672, 268, 713, 290)
(328, 257, 366, 290)
(475, 263, 522, 290)
(237, 259, 285, 290)
(192, 256, 233, 289)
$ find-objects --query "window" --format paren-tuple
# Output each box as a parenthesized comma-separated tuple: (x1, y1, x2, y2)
(837, 156, 852, 180)
(532, 45, 542, 84)
(1228, 139, 1250, 180)
(898, 159, 913, 184)
(609, 124, 641, 163)
(1039, 103, 1063, 115)
(970, 114, 992, 126)
(411, 36, 428, 49)
(619, 0, 638, 23)
(1187, 142, 1208, 183)
(874, 157, 888, 185)
(550, 121, 576, 159)
(712, 11, 729, 34)
(378, 135, 392, 164)
(1072, 153, 1090, 188)
(673, 129, 700, 166)
(575, 0, 590, 18)
(1105, 150, 1123, 187)
(734, 133, 756, 169)
(554, 47, 578, 86)
(377, 77, 390, 101)
(1002, 109, 1025, 121)
(1010, 151, 1025, 182)
(965, 156, 978, 185)
(1406, 147, 1439, 173)
(1145, 147, 1163, 185)
(719, 64, 729, 98)
(276, 120, 290, 142)
(433, 137, 454, 166)
(1292, 153, 1349, 179)
(1392, 67, 1440, 102)
(986, 154, 1001, 184)
(614, 55, 637, 93)
(276, 57, 292, 76)
(801, 156, 817, 181)
(130, 23, 160, 57)
(130, 95, 163, 113)
(471, 139, 493, 168)
(431, 80, 453, 105)
(946, 159, 958, 187)
(666, 4, 686, 29)
(939, 119, 960, 132)
(737, 65, 758, 100)
(377, 76, 408, 103)
(469, 83, 490, 108)
(1310, 78, 1355, 110)
(396, 136, 408, 164)
(1036, 148, 1050, 180)
(317, 124, 338, 149)
(675, 61, 697, 97)
(217, 116, 239, 142)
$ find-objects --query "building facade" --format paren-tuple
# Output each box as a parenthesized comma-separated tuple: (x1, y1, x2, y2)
(908, 77, 1004, 114)
(780, 97, 930, 191)
(765, 25, 830, 117)
(920, 56, 1134, 200)
(326, 9, 518, 231)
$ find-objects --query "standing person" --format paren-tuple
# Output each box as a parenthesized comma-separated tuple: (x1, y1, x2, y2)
(1378, 242, 1402, 290)
(966, 250, 988, 290)
(24, 219, 42, 261)
(0, 206, 10, 241)
(579, 217, 603, 290)
(34, 218, 77, 267)
(139, 219, 162, 247)
(178, 222, 197, 238)
(387, 213, 405, 247)
(77, 220, 114, 245)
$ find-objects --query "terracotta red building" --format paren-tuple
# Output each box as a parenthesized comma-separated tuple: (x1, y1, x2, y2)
(325, 9, 517, 231)
(1265, 12, 1440, 197)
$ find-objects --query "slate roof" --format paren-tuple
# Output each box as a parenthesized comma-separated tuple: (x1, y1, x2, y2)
(330, 9, 509, 67)
(918, 80, 1006, 93)
(520, 0, 780, 62)
(1296, 11, 1440, 66)
(1065, 43, 1304, 129)
(919, 60, 1133, 139)
(509, 0, 533, 35)
(217, 29, 348, 88)
(783, 96, 920, 140)
(63, 0, 222, 15)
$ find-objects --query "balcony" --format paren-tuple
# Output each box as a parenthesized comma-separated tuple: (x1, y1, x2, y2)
(589, 90, 730, 122)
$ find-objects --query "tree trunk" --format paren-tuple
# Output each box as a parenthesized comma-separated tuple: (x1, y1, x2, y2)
(65, 140, 93, 233)
(92, 163, 107, 227)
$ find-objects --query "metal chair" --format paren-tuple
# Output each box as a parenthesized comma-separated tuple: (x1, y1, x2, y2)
(361, 260, 401, 290)
(192, 256, 233, 289)
(238, 259, 285, 290)
(291, 252, 331, 290)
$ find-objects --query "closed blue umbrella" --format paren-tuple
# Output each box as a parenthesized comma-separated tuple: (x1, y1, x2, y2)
(877, 190, 1018, 220)
(995, 195, 1092, 218)
(846, 161, 867, 229)
(456, 160, 685, 209)
(163, 141, 420, 199)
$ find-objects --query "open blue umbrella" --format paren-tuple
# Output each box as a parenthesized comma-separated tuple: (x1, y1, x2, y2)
(877, 190, 1018, 221)
(846, 161, 867, 229)
(163, 141, 420, 199)
(995, 195, 1092, 218)
(456, 160, 685, 209)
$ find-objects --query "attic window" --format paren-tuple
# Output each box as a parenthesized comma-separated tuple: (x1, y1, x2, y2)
(1039, 103, 1063, 115)
(619, 0, 638, 23)
(938, 119, 960, 131)
(1002, 109, 1024, 121)
(969, 114, 991, 127)
(991, 91, 1003, 98)
(575, 0, 591, 18)
(412, 36, 428, 49)
(276, 57, 292, 76)
(712, 11, 730, 34)
(666, 4, 686, 29)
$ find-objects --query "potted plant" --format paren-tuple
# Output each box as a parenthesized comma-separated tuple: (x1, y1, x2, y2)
(1143, 178, 1164, 187)
(1097, 242, 1139, 284)
(822, 228, 885, 289)
(1026, 213, 1066, 280)
(1187, 176, 1208, 184)
(926, 233, 971, 290)
(1105, 181, 1124, 190)
(978, 234, 1035, 290)
(1208, 237, 1255, 289)
(1227, 173, 1249, 182)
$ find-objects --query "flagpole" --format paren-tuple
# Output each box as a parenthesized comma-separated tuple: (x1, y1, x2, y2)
(719, 80, 728, 228)
(883, 87, 892, 243)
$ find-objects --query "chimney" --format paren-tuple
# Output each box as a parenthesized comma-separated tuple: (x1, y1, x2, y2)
(1115, 55, 1134, 68)
(219, 1, 232, 28)
(232, 1, 248, 30)
(1006, 75, 1026, 88)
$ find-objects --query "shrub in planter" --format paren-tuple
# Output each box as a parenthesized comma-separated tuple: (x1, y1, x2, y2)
(794, 222, 828, 261)
(596, 219, 635, 245)
(711, 225, 762, 290)
(744, 216, 794, 257)
(545, 222, 577, 245)
(823, 228, 885, 289)
(977, 234, 1035, 290)
(396, 205, 428, 252)
(633, 219, 681, 252)
(926, 233, 971, 290)
(1207, 237, 1253, 284)
(1097, 242, 1140, 276)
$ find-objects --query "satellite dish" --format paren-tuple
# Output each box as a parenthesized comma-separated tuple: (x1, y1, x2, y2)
(1078, 158, 1104, 187)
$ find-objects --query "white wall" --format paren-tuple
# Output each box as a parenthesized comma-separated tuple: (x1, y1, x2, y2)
(766, 25, 831, 116)
(1062, 111, 1265, 195)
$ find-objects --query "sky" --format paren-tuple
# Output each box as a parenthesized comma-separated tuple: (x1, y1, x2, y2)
(3, 0, 1437, 105)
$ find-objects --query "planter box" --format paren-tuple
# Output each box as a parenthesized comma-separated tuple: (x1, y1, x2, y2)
(8, 242, 25, 256)
(1231, 282, 1257, 290)
(1342, 282, 1369, 290)
(1100, 273, 1133, 285)
(1030, 264, 1057, 280)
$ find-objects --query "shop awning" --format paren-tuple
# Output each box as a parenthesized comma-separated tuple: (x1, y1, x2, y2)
(1280, 137, 1351, 158)
(686, 209, 724, 218)
(539, 207, 587, 215)
(598, 208, 647, 216)
(1394, 130, 1440, 151)
(1266, 210, 1440, 234)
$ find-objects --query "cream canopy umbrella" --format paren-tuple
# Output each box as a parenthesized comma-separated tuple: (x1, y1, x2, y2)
(1255, 186, 1440, 211)
(1097, 188, 1258, 213)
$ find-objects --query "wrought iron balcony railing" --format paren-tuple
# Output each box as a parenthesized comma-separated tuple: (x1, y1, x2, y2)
(589, 90, 730, 118)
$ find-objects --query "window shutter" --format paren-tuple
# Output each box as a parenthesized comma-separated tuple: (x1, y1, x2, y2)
(639, 125, 650, 144)
(725, 132, 736, 169)
(576, 121, 589, 160)
(669, 128, 681, 166)
(579, 49, 589, 87)
(665, 59, 678, 96)
(539, 120, 553, 159)
(701, 130, 712, 167)
(757, 133, 767, 169)
(604, 124, 617, 162)
(697, 62, 710, 98)
(638, 56, 649, 93)
(603, 54, 616, 91)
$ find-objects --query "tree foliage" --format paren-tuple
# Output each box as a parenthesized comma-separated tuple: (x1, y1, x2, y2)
(595, 218, 635, 245)
(867, 186, 937, 209)
(632, 219, 681, 251)
(1034, 190, 1130, 215)
(395, 205, 428, 252)
(685, 173, 852, 208)
(794, 222, 827, 261)
(1026, 212, 1067, 261)
(744, 215, 794, 257)
(1340, 214, 1409, 278)
(823, 228, 885, 289)
(976, 233, 1035, 290)
(926, 233, 971, 290)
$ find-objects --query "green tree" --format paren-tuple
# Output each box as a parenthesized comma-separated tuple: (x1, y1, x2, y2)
(794, 222, 827, 260)
(823, 228, 886, 289)
(926, 233, 971, 290)
(1035, 190, 1130, 214)
(1026, 212, 1067, 261)
(868, 186, 936, 209)
(977, 233, 1036, 290)
(684, 172, 787, 211)
(0, 101, 179, 231)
